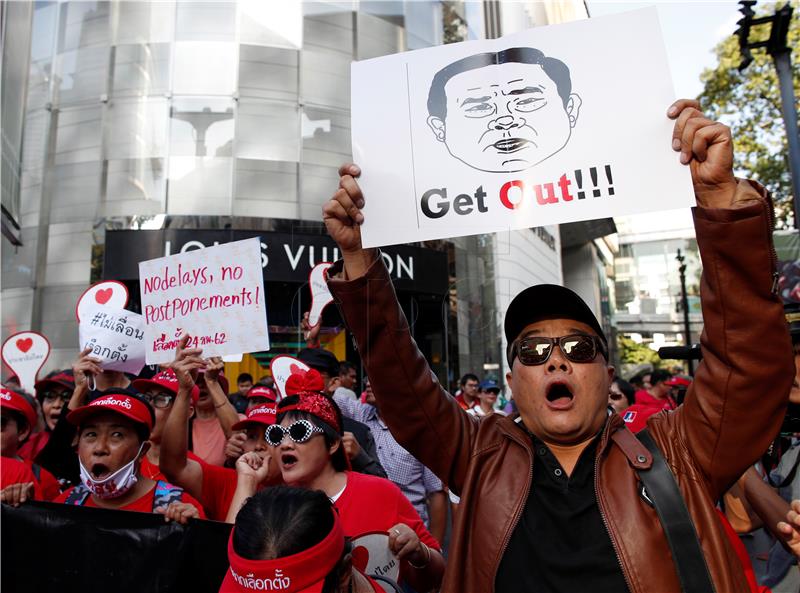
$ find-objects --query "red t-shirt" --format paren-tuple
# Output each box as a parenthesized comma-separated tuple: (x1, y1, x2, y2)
(334, 471, 440, 551)
(18, 431, 50, 462)
(55, 480, 206, 518)
(199, 461, 239, 522)
(1, 457, 43, 500)
(140, 450, 205, 483)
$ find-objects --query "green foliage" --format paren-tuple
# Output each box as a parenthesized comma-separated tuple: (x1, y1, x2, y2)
(698, 1, 800, 228)
(617, 336, 661, 366)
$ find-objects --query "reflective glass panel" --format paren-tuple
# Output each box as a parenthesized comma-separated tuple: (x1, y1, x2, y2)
(49, 162, 102, 223)
(55, 45, 109, 105)
(356, 12, 405, 60)
(112, 1, 175, 44)
(112, 43, 171, 97)
(236, 99, 299, 162)
(173, 42, 236, 95)
(58, 1, 110, 52)
(54, 105, 102, 165)
(301, 107, 351, 167)
(238, 45, 298, 102)
(175, 1, 235, 41)
(167, 156, 232, 215)
(105, 98, 169, 159)
(170, 97, 234, 158)
(234, 159, 298, 219)
(239, 0, 302, 48)
(105, 158, 167, 212)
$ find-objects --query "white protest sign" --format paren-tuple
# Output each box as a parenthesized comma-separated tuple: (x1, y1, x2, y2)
(308, 262, 334, 327)
(138, 237, 269, 364)
(270, 355, 309, 400)
(222, 353, 244, 363)
(75, 281, 129, 322)
(351, 8, 694, 248)
(2, 332, 50, 394)
(78, 306, 146, 375)
(350, 532, 399, 592)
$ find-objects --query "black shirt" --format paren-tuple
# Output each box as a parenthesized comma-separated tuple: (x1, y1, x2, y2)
(495, 433, 630, 593)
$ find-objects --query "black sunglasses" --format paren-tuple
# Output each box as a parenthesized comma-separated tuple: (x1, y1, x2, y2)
(512, 334, 606, 366)
(266, 420, 324, 447)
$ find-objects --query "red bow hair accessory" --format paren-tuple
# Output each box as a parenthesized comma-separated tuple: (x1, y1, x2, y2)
(219, 508, 345, 593)
(284, 368, 325, 396)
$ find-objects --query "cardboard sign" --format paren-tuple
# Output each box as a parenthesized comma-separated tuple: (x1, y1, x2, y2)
(75, 281, 129, 322)
(350, 532, 399, 592)
(2, 332, 50, 394)
(351, 8, 694, 248)
(138, 238, 269, 364)
(78, 306, 146, 375)
(269, 355, 309, 400)
(308, 262, 334, 327)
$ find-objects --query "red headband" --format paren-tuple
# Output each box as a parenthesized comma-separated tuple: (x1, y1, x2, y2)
(279, 393, 341, 435)
(219, 508, 344, 593)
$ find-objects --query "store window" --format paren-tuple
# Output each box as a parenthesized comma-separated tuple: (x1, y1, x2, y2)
(54, 45, 109, 105)
(111, 1, 175, 45)
(105, 98, 169, 159)
(112, 43, 171, 97)
(54, 105, 102, 165)
(238, 45, 298, 102)
(235, 99, 300, 162)
(173, 41, 236, 95)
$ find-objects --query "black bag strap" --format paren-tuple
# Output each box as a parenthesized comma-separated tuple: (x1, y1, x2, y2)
(636, 429, 715, 593)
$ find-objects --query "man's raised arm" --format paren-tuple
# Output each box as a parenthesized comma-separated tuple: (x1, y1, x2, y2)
(324, 164, 479, 493)
(659, 99, 794, 498)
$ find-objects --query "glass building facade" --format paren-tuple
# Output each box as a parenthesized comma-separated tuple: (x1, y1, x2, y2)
(3, 0, 585, 390)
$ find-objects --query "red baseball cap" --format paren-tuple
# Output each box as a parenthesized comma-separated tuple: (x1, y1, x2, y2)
(246, 385, 277, 401)
(219, 507, 344, 593)
(664, 376, 692, 388)
(232, 404, 277, 431)
(35, 370, 75, 394)
(1, 385, 38, 430)
(67, 390, 154, 433)
(132, 369, 200, 404)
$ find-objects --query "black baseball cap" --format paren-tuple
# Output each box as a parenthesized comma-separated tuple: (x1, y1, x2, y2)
(504, 284, 607, 365)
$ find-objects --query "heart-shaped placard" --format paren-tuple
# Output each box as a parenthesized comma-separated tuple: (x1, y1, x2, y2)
(270, 355, 310, 400)
(350, 532, 399, 592)
(2, 332, 51, 394)
(76, 281, 129, 322)
(308, 263, 334, 327)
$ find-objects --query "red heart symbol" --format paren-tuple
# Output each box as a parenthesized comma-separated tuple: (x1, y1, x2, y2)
(289, 363, 302, 375)
(95, 288, 113, 304)
(351, 545, 369, 573)
(16, 338, 33, 353)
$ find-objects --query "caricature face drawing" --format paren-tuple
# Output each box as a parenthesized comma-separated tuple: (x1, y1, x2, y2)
(426, 48, 582, 173)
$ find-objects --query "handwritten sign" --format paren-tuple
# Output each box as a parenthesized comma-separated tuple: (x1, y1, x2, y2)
(138, 237, 269, 364)
(75, 281, 129, 322)
(270, 355, 309, 400)
(2, 332, 50, 394)
(79, 306, 146, 375)
(350, 532, 399, 592)
(308, 262, 334, 327)
(351, 8, 694, 247)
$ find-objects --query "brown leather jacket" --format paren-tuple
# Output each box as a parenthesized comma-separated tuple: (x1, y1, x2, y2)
(328, 180, 793, 593)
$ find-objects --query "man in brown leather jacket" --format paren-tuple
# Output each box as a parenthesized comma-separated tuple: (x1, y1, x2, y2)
(322, 99, 794, 593)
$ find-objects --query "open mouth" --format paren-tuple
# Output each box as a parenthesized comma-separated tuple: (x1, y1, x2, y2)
(91, 463, 111, 480)
(280, 453, 298, 470)
(491, 138, 531, 153)
(546, 383, 574, 407)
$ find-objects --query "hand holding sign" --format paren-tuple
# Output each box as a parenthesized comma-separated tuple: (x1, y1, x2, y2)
(72, 346, 103, 396)
(2, 332, 50, 394)
(350, 532, 400, 590)
(387, 523, 423, 563)
(667, 99, 737, 209)
(323, 164, 376, 280)
(171, 334, 206, 391)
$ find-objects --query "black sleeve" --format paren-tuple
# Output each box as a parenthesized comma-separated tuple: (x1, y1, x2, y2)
(34, 406, 79, 486)
(345, 418, 388, 479)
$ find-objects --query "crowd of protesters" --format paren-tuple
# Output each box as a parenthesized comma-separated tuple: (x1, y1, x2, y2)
(3, 99, 800, 593)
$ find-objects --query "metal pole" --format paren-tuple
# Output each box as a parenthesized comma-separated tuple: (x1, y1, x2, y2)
(676, 249, 694, 376)
(772, 50, 800, 228)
